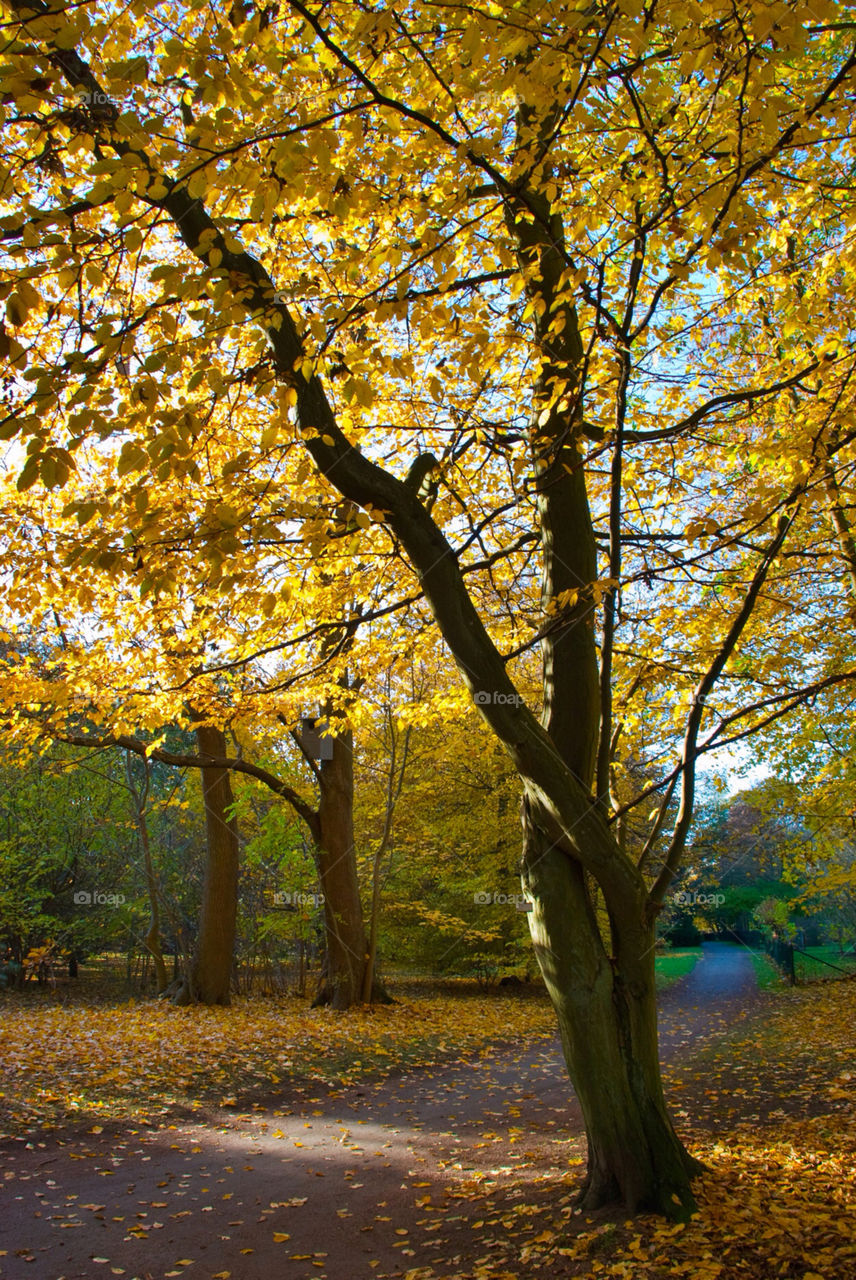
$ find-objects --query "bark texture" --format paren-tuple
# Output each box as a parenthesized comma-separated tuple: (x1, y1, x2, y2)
(523, 814, 702, 1214)
(183, 725, 240, 1006)
(312, 729, 392, 1009)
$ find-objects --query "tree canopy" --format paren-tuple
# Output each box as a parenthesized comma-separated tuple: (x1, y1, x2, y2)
(2, 0, 856, 1218)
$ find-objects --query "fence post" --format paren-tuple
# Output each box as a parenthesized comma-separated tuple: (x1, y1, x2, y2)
(765, 934, 796, 985)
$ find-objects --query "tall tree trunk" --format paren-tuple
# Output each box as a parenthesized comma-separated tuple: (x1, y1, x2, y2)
(285, 269, 707, 1205)
(312, 729, 391, 1009)
(522, 813, 702, 1215)
(493, 97, 701, 1214)
(171, 725, 240, 1006)
(275, 215, 704, 1199)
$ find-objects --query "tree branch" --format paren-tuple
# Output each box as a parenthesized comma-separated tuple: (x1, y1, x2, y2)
(57, 731, 321, 841)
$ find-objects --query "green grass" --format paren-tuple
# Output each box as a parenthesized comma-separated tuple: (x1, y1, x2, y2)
(654, 947, 702, 989)
(748, 949, 787, 990)
(795, 945, 856, 982)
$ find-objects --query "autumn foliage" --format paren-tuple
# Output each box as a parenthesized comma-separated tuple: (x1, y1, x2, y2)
(2, 0, 856, 1227)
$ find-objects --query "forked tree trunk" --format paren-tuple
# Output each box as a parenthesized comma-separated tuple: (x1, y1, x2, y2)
(496, 103, 703, 1215)
(523, 815, 702, 1216)
(280, 261, 706, 1205)
(312, 729, 392, 1009)
(168, 726, 240, 1006)
(281, 291, 705, 1200)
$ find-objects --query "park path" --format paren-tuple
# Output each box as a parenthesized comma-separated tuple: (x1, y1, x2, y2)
(0, 944, 761, 1280)
(657, 938, 761, 1058)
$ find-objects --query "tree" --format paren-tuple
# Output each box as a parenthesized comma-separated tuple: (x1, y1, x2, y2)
(0, 399, 400, 1006)
(58, 719, 395, 1007)
(3, 0, 856, 1215)
(173, 725, 240, 1004)
(354, 670, 531, 983)
(0, 739, 207, 980)
(0, 743, 137, 962)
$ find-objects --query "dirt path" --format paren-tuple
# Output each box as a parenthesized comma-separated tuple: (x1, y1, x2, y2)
(0, 944, 762, 1280)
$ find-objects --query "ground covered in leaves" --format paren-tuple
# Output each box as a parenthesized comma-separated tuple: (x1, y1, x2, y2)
(0, 959, 854, 1279)
(492, 981, 856, 1279)
(0, 956, 700, 1137)
(0, 981, 558, 1136)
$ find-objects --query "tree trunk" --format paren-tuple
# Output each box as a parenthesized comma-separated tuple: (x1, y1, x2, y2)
(522, 812, 702, 1216)
(281, 269, 702, 1201)
(312, 729, 391, 1009)
(499, 120, 702, 1215)
(177, 725, 240, 1006)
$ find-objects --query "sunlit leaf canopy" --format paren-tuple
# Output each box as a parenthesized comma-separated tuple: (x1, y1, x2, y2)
(1, 0, 855, 808)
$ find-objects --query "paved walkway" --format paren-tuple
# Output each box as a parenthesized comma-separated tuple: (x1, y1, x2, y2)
(657, 939, 760, 1058)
